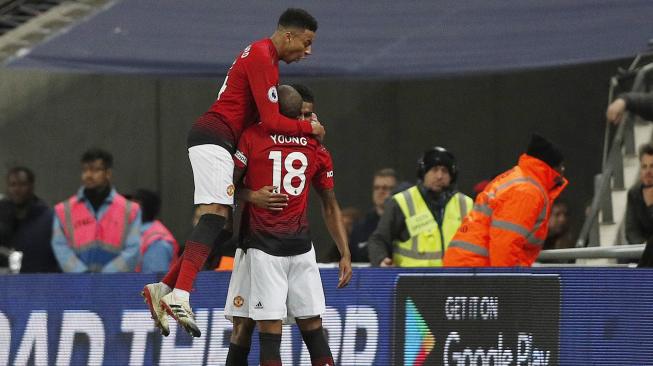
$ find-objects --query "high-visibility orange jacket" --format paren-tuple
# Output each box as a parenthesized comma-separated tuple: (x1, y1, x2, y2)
(443, 154, 568, 267)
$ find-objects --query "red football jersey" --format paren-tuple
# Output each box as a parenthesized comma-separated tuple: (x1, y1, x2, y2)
(234, 125, 334, 256)
(190, 39, 312, 150)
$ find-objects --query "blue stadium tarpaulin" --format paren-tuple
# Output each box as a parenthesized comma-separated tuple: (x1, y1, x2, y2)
(5, 0, 653, 77)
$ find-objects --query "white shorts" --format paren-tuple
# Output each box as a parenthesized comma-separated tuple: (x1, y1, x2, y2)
(249, 246, 325, 321)
(224, 248, 250, 320)
(223, 246, 326, 322)
(188, 144, 234, 205)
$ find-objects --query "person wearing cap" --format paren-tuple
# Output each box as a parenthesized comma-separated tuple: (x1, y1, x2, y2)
(367, 147, 473, 267)
(444, 134, 568, 267)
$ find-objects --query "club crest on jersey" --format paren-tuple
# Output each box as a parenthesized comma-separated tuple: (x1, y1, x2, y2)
(227, 184, 235, 197)
(268, 86, 278, 103)
(233, 295, 244, 308)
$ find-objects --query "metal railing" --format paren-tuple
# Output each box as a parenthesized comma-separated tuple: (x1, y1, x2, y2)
(0, 0, 72, 36)
(539, 244, 643, 261)
(576, 51, 653, 248)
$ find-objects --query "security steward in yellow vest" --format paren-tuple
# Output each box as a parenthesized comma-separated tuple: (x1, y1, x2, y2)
(368, 147, 473, 267)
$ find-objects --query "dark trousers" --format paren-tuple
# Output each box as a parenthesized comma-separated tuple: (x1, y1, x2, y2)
(638, 236, 653, 267)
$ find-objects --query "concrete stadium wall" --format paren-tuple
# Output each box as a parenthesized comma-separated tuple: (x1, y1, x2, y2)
(0, 60, 623, 260)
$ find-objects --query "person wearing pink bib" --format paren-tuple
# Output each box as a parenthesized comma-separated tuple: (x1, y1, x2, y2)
(51, 149, 142, 273)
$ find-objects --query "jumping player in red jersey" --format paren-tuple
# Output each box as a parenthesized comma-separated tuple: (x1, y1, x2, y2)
(224, 85, 352, 366)
(142, 8, 325, 338)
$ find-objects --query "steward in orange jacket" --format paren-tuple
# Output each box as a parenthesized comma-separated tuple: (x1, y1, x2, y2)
(444, 134, 568, 267)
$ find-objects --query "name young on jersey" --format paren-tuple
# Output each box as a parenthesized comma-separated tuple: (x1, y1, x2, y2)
(270, 134, 308, 146)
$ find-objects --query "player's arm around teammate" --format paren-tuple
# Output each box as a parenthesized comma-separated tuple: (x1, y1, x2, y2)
(238, 185, 289, 211)
(142, 9, 325, 339)
(225, 85, 348, 365)
(233, 160, 290, 212)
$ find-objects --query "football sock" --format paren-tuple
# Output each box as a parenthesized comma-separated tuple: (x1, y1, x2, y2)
(175, 214, 225, 291)
(259, 332, 282, 366)
(301, 327, 334, 366)
(161, 255, 182, 288)
(225, 342, 250, 365)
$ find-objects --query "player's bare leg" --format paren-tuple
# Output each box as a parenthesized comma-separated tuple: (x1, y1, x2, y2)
(297, 317, 335, 366)
(226, 316, 256, 365)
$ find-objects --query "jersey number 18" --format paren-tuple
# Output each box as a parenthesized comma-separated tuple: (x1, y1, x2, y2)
(268, 151, 307, 196)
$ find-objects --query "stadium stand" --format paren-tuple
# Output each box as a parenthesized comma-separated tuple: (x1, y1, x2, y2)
(0, 0, 107, 61)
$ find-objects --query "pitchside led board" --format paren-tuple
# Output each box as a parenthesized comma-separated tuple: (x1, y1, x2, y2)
(394, 274, 560, 366)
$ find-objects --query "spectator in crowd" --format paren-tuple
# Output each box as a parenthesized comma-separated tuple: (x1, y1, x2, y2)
(52, 148, 142, 273)
(625, 143, 653, 244)
(606, 92, 653, 124)
(444, 134, 568, 267)
(543, 201, 574, 250)
(538, 200, 576, 265)
(624, 143, 653, 267)
(605, 92, 653, 266)
(368, 147, 473, 267)
(0, 166, 59, 273)
(393, 180, 414, 195)
(340, 207, 361, 238)
(129, 189, 180, 273)
(349, 168, 398, 262)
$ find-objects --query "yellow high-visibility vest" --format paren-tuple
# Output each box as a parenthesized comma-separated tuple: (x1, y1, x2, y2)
(392, 186, 472, 267)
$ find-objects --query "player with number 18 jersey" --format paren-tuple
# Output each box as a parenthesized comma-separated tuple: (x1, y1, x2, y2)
(143, 8, 321, 341)
(234, 126, 334, 256)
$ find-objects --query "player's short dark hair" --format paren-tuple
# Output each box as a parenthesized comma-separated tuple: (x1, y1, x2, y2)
(81, 148, 113, 169)
(640, 143, 653, 160)
(290, 83, 314, 104)
(7, 166, 35, 183)
(131, 188, 160, 223)
(278, 8, 318, 32)
(277, 85, 303, 119)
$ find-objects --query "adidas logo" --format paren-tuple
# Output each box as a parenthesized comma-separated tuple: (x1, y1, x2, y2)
(169, 304, 188, 318)
(255, 301, 263, 309)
